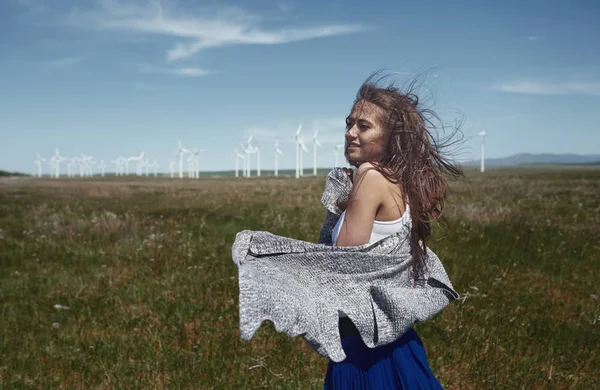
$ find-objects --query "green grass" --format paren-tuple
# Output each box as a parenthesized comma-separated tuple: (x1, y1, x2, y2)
(0, 168, 599, 389)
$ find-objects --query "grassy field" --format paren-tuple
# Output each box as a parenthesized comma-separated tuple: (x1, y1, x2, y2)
(1, 167, 599, 389)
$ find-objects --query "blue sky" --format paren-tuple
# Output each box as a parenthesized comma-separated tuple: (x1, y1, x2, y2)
(1, 0, 599, 174)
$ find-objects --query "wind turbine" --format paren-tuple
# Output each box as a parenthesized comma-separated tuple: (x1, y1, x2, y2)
(99, 160, 107, 177)
(67, 157, 79, 178)
(245, 136, 254, 177)
(333, 143, 343, 167)
(34, 153, 46, 177)
(189, 149, 205, 178)
(254, 142, 261, 177)
(294, 124, 303, 179)
(111, 157, 123, 176)
(312, 125, 322, 175)
(234, 147, 245, 178)
(187, 150, 197, 178)
(147, 160, 158, 177)
(274, 141, 283, 177)
(81, 154, 95, 177)
(479, 130, 487, 173)
(169, 160, 175, 178)
(50, 149, 67, 178)
(298, 135, 308, 177)
(178, 140, 192, 178)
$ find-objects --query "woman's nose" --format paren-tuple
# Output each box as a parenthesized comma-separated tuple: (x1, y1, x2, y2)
(346, 125, 358, 138)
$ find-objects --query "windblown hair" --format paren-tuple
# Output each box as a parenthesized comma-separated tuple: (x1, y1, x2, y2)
(352, 71, 464, 282)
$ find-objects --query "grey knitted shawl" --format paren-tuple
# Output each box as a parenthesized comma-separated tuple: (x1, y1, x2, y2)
(232, 168, 459, 362)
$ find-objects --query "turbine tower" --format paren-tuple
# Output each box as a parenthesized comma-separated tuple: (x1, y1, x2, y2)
(298, 135, 308, 177)
(50, 149, 67, 178)
(274, 141, 283, 177)
(99, 160, 107, 177)
(244, 136, 254, 178)
(294, 124, 302, 179)
(312, 125, 322, 175)
(333, 144, 343, 167)
(479, 130, 487, 173)
(234, 147, 245, 178)
(34, 153, 46, 177)
(254, 142, 261, 177)
(169, 160, 176, 178)
(178, 140, 192, 178)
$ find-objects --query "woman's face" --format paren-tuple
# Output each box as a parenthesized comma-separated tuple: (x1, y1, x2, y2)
(344, 100, 389, 167)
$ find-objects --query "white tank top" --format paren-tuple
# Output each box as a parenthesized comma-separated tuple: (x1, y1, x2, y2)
(331, 203, 411, 246)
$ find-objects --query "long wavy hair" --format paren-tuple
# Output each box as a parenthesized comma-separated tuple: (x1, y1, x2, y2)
(349, 71, 464, 281)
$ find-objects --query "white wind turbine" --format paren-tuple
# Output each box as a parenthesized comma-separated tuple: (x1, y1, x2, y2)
(333, 143, 344, 167)
(187, 151, 196, 178)
(479, 130, 487, 173)
(147, 160, 158, 177)
(294, 124, 302, 179)
(111, 157, 120, 176)
(81, 154, 95, 177)
(50, 149, 67, 178)
(126, 152, 144, 176)
(244, 136, 254, 178)
(312, 125, 322, 175)
(169, 160, 176, 178)
(188, 149, 205, 178)
(298, 135, 308, 178)
(99, 160, 107, 177)
(254, 142, 261, 177)
(177, 140, 192, 178)
(67, 157, 78, 178)
(87, 159, 96, 177)
(274, 141, 283, 177)
(234, 147, 246, 178)
(34, 153, 45, 177)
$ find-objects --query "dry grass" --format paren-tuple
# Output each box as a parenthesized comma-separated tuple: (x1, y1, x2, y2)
(0, 167, 598, 389)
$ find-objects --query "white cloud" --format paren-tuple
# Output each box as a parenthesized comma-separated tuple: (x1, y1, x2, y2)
(277, 2, 296, 13)
(68, 0, 368, 62)
(526, 35, 540, 41)
(133, 82, 188, 91)
(137, 63, 210, 77)
(46, 55, 85, 68)
(494, 81, 600, 96)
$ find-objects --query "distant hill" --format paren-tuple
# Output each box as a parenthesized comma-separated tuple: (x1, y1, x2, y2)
(0, 170, 28, 177)
(465, 153, 600, 167)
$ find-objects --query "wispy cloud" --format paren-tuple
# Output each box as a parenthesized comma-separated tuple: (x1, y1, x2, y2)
(46, 55, 85, 68)
(133, 83, 188, 91)
(69, 0, 368, 62)
(15, 0, 47, 13)
(493, 81, 600, 96)
(277, 2, 295, 13)
(137, 63, 210, 77)
(526, 35, 541, 41)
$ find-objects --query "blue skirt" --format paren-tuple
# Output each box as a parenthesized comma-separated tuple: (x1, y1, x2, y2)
(323, 328, 443, 389)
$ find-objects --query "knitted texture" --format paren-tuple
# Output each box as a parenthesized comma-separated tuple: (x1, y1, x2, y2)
(232, 168, 459, 362)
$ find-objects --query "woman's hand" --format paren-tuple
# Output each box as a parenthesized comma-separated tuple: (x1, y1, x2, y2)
(342, 167, 354, 184)
(336, 168, 354, 211)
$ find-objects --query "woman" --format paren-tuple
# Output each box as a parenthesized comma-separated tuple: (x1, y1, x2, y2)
(324, 73, 463, 389)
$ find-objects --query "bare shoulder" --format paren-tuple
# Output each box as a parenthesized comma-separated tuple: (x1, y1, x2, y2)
(354, 162, 389, 189)
(354, 163, 405, 218)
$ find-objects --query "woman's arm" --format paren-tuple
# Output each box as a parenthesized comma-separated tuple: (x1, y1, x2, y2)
(335, 163, 384, 247)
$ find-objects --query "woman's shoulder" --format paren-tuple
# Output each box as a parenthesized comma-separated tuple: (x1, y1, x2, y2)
(355, 163, 405, 212)
(355, 162, 393, 186)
